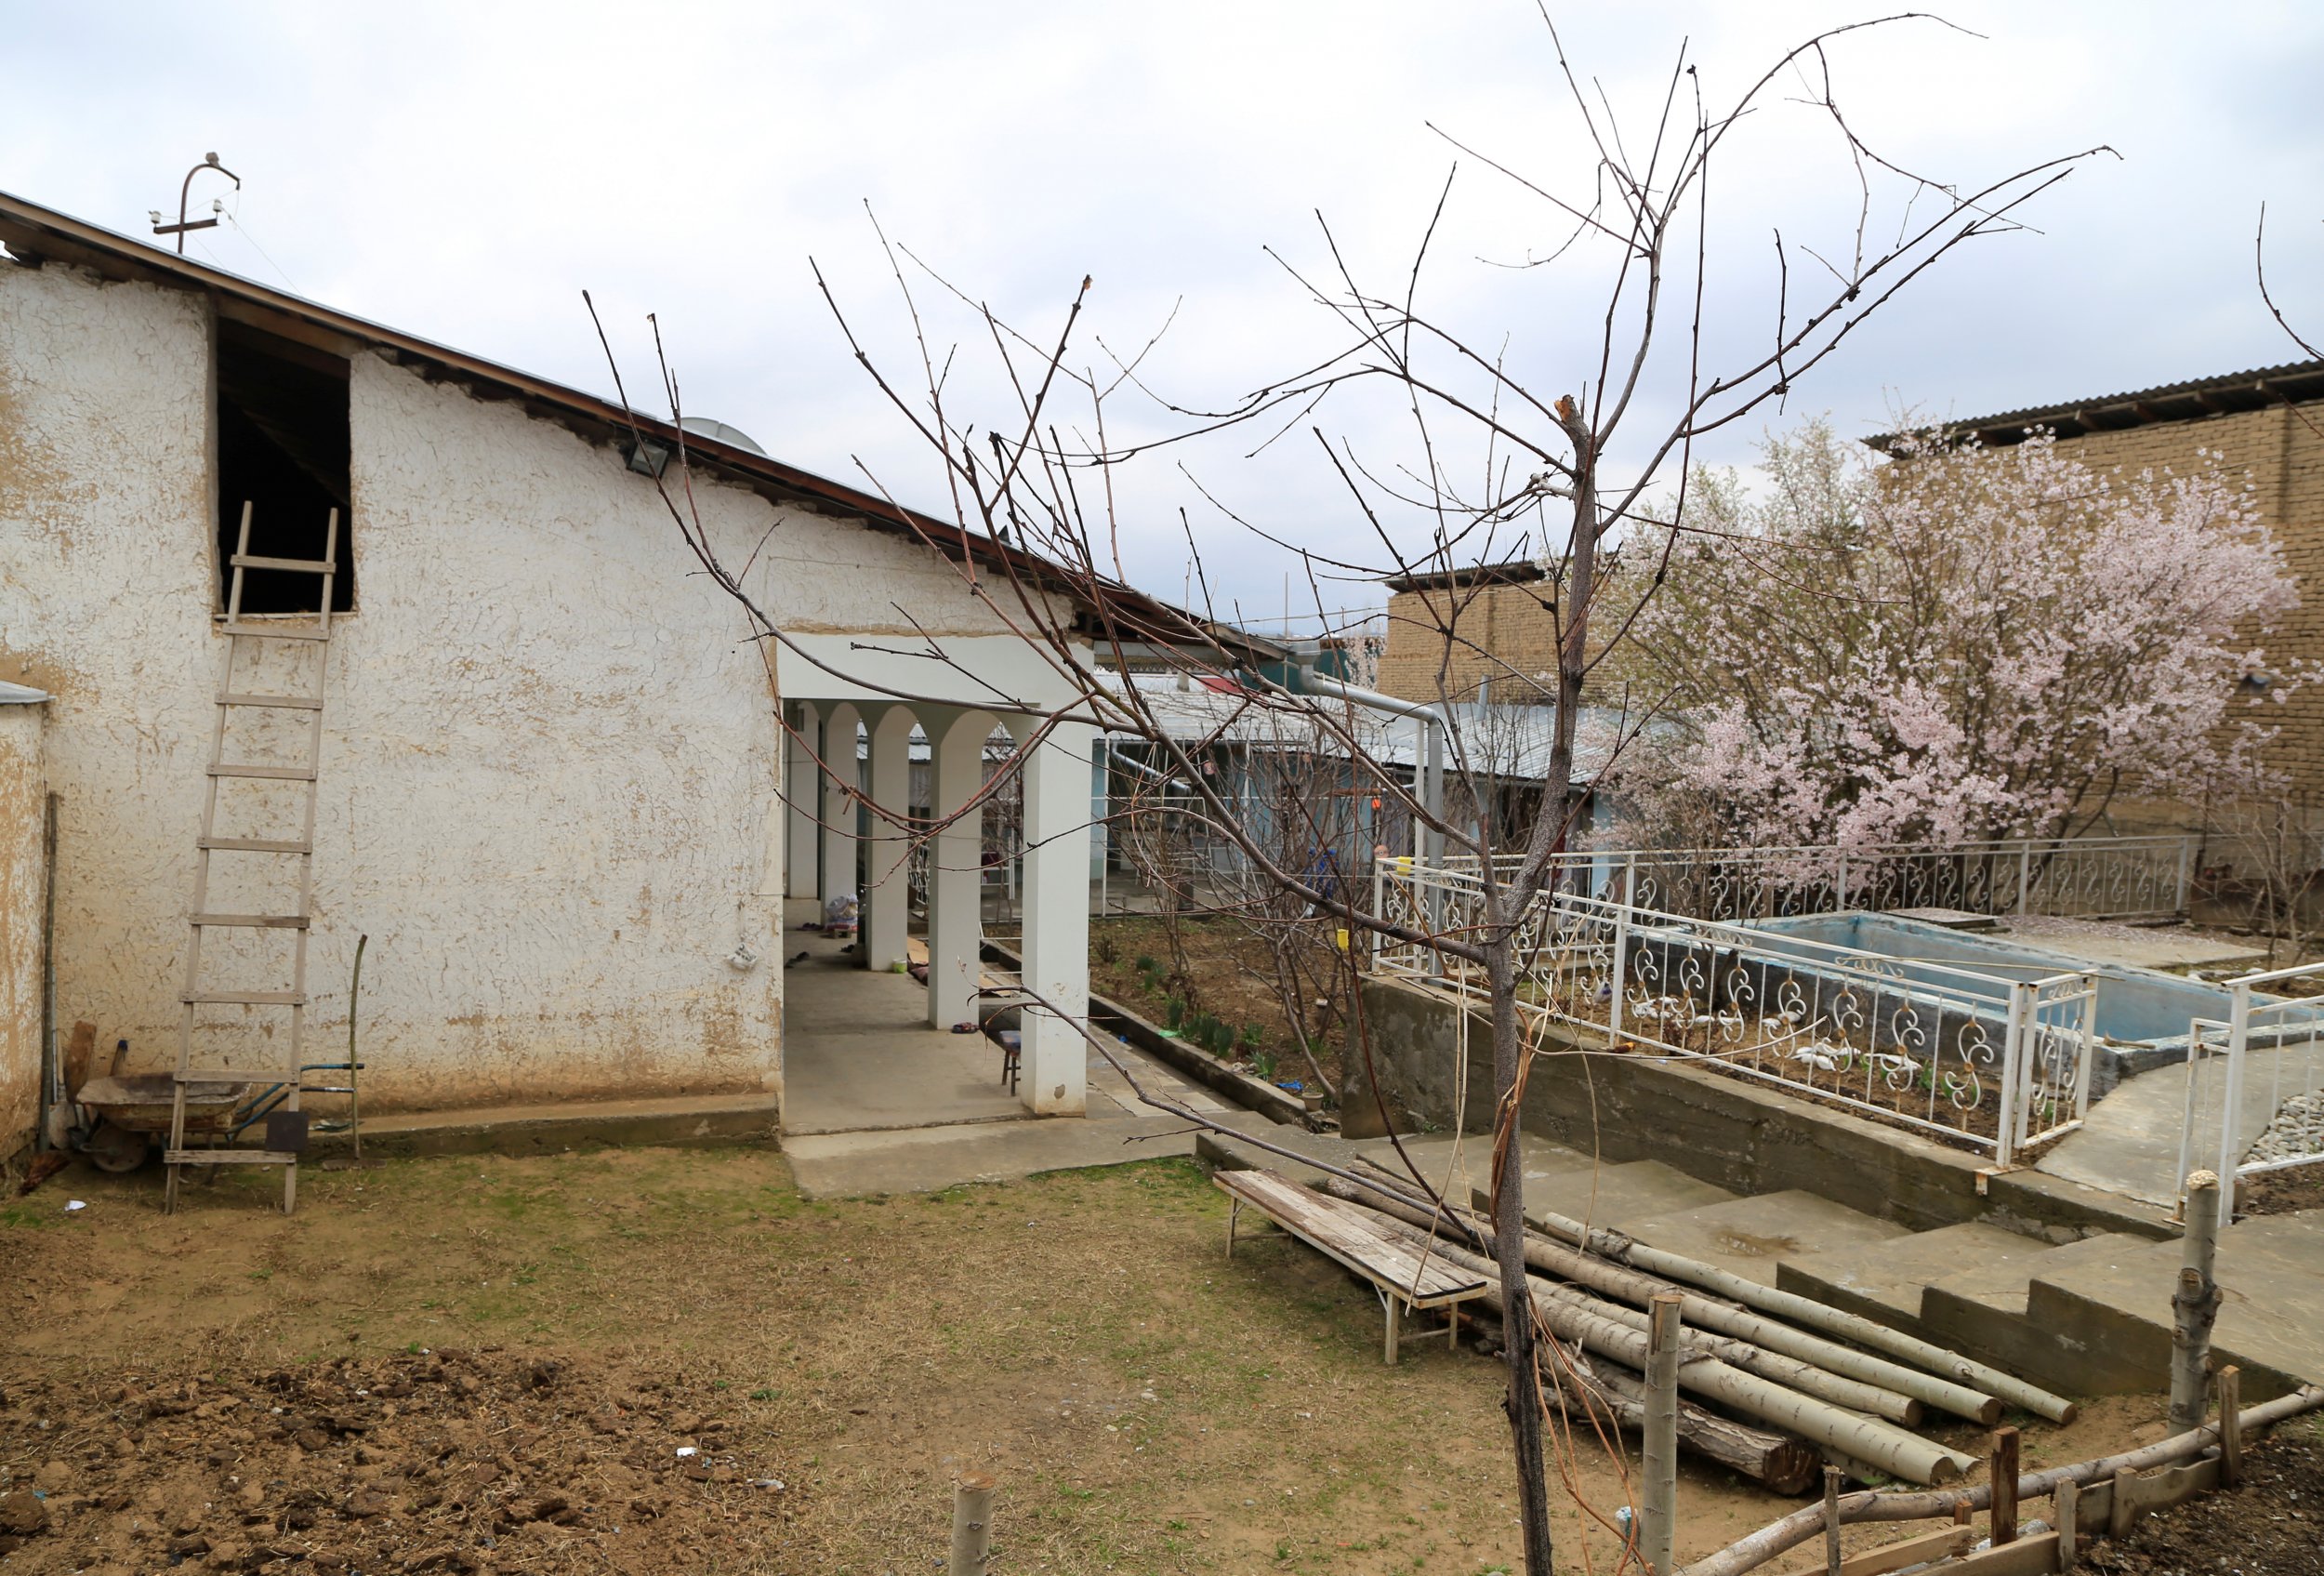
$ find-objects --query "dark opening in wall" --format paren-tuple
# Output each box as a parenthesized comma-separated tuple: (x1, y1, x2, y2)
(217, 321, 353, 614)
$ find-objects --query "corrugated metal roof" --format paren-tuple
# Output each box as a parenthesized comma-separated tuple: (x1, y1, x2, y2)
(1868, 356, 2324, 450)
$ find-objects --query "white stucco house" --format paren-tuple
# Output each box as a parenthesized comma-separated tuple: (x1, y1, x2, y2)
(0, 190, 1230, 1169)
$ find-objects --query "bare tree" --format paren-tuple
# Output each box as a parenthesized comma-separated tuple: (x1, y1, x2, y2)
(604, 17, 2099, 1571)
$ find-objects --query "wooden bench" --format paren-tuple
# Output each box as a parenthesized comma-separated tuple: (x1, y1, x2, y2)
(1213, 1167, 1490, 1365)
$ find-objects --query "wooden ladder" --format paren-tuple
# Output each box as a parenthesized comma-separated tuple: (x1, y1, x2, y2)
(165, 501, 339, 1215)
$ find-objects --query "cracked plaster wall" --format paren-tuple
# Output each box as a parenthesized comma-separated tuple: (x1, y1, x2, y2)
(0, 702, 41, 1160)
(0, 259, 1033, 1118)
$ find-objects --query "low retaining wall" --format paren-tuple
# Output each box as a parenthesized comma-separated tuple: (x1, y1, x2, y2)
(1345, 976, 2175, 1244)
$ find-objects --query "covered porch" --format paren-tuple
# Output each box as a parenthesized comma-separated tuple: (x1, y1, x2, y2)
(776, 633, 1097, 1121)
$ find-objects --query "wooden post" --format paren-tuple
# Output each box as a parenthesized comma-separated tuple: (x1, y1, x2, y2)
(1989, 1426, 2020, 1546)
(2108, 1467, 2137, 1540)
(1226, 1198, 1238, 1260)
(2217, 1365, 2242, 1488)
(1383, 1297, 1402, 1366)
(1822, 1466, 1843, 1576)
(1642, 1292, 1684, 1576)
(2054, 1477, 2079, 1572)
(2169, 1171, 2224, 1433)
(949, 1472, 995, 1576)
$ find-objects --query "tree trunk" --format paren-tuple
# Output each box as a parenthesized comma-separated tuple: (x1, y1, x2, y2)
(1485, 926, 1557, 1572)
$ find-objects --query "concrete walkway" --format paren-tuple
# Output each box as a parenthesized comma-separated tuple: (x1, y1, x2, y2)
(780, 936, 1263, 1196)
(2038, 1041, 2324, 1206)
(782, 941, 1028, 1135)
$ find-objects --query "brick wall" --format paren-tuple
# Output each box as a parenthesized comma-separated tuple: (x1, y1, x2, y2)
(2045, 400, 2324, 815)
(1376, 581, 1562, 705)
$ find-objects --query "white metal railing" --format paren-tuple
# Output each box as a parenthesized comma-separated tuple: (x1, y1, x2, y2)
(1437, 834, 2197, 924)
(1371, 856, 2096, 1162)
(2174, 961, 2324, 1230)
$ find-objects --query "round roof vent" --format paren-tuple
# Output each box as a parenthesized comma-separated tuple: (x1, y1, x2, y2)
(679, 416, 766, 457)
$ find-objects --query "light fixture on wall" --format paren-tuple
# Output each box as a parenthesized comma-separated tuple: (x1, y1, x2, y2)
(621, 436, 671, 479)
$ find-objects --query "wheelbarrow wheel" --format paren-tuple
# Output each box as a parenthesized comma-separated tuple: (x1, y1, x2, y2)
(83, 1118, 152, 1173)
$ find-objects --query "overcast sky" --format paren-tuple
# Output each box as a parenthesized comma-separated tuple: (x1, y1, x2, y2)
(6, 2, 2319, 629)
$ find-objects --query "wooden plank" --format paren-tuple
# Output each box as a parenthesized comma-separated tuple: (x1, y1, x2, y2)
(2218, 1366, 2242, 1487)
(1837, 1524, 1974, 1576)
(2108, 1457, 2220, 1537)
(1220, 1172, 1485, 1300)
(230, 553, 337, 574)
(219, 623, 330, 641)
(198, 837, 312, 854)
(190, 913, 310, 929)
(218, 692, 324, 710)
(1949, 1530, 2058, 1576)
(165, 1150, 298, 1166)
(207, 763, 318, 781)
(1215, 1170, 1486, 1304)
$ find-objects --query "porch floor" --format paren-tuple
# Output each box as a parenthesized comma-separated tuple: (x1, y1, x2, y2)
(781, 938, 1029, 1135)
(779, 936, 1273, 1197)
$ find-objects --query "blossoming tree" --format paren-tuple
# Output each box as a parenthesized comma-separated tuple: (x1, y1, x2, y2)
(1615, 419, 2304, 850)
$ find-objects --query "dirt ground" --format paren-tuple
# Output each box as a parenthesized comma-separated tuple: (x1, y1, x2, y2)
(2083, 1412, 2324, 1575)
(2242, 1165, 2324, 1217)
(2, 1146, 2171, 1574)
(1090, 915, 1345, 1093)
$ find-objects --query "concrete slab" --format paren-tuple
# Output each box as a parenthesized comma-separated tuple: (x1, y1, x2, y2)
(1919, 1227, 2136, 1314)
(1509, 1159, 1737, 1238)
(2024, 1210, 2324, 1397)
(1626, 1189, 1909, 1286)
(1776, 1220, 2040, 1326)
(2039, 1041, 2324, 1206)
(1354, 1132, 1597, 1210)
(324, 1092, 781, 1158)
(783, 942, 1030, 1135)
(784, 1110, 1200, 1197)
(1992, 916, 2271, 973)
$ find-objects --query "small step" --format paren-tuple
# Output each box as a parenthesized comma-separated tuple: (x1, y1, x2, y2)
(1777, 1220, 2041, 1331)
(181, 990, 306, 1005)
(165, 1149, 298, 1166)
(198, 837, 312, 854)
(1922, 1230, 2140, 1318)
(1512, 1159, 1738, 1238)
(190, 912, 310, 929)
(220, 623, 330, 641)
(218, 692, 324, 710)
(1629, 1190, 1911, 1287)
(231, 552, 337, 575)
(207, 763, 317, 781)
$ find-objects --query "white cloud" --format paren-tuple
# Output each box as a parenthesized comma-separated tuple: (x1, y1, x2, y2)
(5, 0, 2317, 625)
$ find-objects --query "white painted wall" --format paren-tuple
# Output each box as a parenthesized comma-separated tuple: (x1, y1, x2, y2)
(0, 697, 44, 1160)
(0, 259, 1038, 1115)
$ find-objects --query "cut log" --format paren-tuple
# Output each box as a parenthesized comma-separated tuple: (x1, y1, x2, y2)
(1324, 1172, 1988, 1423)
(1446, 1238, 1822, 1492)
(1678, 1384, 2324, 1576)
(1354, 1206, 1977, 1486)
(1513, 1193, 2075, 1424)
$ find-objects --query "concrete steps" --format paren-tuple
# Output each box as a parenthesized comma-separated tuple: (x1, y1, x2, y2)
(1628, 1191, 1911, 1286)
(1208, 1124, 2324, 1401)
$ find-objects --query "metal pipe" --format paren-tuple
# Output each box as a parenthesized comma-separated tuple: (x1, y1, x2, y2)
(1301, 674, 1447, 865)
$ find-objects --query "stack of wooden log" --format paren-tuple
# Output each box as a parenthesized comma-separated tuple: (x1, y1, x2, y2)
(1311, 1159, 2081, 1494)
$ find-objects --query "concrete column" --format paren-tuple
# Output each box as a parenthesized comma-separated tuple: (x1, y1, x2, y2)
(926, 709, 991, 1030)
(1010, 717, 1097, 1115)
(820, 702, 862, 926)
(862, 705, 916, 973)
(785, 703, 821, 901)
